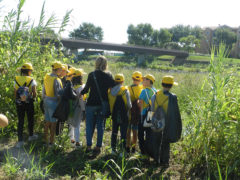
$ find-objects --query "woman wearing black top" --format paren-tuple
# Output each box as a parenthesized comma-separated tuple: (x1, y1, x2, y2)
(81, 56, 115, 154)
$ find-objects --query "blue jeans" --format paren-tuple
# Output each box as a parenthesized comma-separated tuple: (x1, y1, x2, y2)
(86, 106, 106, 147)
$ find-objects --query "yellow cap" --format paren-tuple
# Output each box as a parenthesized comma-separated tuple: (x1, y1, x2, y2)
(62, 64, 69, 72)
(144, 74, 155, 83)
(21, 63, 33, 70)
(74, 68, 87, 77)
(52, 61, 63, 70)
(67, 67, 76, 76)
(132, 71, 142, 81)
(114, 73, 124, 82)
(162, 75, 178, 86)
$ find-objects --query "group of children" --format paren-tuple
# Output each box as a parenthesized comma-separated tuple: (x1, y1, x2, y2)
(14, 60, 180, 165)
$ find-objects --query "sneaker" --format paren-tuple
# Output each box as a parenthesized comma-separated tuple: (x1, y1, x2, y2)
(76, 142, 81, 148)
(93, 147, 101, 155)
(28, 134, 38, 141)
(85, 147, 92, 153)
(71, 140, 75, 147)
(16, 141, 24, 148)
(126, 147, 130, 153)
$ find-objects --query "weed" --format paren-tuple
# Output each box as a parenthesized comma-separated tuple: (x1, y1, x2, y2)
(2, 151, 22, 176)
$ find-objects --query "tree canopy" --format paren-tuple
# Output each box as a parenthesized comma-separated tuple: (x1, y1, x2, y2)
(213, 27, 237, 49)
(69, 22, 103, 42)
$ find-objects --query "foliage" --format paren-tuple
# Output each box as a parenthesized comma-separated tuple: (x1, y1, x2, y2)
(158, 28, 172, 47)
(213, 27, 237, 49)
(0, 0, 72, 135)
(69, 22, 103, 41)
(104, 154, 142, 180)
(183, 43, 240, 178)
(169, 24, 203, 42)
(127, 23, 154, 46)
(2, 151, 22, 176)
(180, 35, 200, 52)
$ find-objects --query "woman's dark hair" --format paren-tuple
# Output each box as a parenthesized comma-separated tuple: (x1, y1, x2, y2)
(162, 83, 172, 88)
(72, 76, 83, 86)
(21, 69, 31, 75)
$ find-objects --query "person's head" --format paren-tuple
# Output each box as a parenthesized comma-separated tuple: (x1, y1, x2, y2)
(72, 69, 86, 85)
(60, 64, 69, 78)
(114, 73, 124, 85)
(143, 74, 155, 87)
(132, 71, 142, 85)
(66, 67, 76, 81)
(161, 75, 178, 91)
(95, 56, 107, 71)
(51, 61, 63, 76)
(21, 63, 33, 76)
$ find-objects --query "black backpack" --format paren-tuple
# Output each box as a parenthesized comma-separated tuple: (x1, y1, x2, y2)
(130, 86, 141, 125)
(112, 90, 128, 124)
(15, 79, 33, 104)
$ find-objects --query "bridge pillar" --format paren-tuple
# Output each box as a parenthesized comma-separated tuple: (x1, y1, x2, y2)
(171, 56, 187, 65)
(70, 48, 78, 60)
(137, 54, 145, 66)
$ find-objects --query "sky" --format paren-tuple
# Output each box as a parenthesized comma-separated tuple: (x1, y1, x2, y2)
(0, 0, 239, 44)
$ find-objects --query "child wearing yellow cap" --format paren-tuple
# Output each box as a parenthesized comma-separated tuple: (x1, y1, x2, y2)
(149, 75, 181, 166)
(42, 61, 63, 147)
(126, 71, 143, 153)
(56, 64, 70, 136)
(68, 69, 87, 148)
(138, 74, 157, 154)
(14, 63, 38, 148)
(108, 73, 132, 155)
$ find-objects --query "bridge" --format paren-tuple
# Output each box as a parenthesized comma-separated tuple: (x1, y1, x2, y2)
(43, 37, 189, 65)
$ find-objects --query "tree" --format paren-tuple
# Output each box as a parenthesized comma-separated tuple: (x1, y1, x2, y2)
(158, 28, 172, 47)
(127, 23, 154, 46)
(69, 22, 103, 41)
(190, 26, 203, 39)
(150, 30, 160, 47)
(169, 25, 191, 42)
(180, 35, 200, 52)
(213, 27, 237, 49)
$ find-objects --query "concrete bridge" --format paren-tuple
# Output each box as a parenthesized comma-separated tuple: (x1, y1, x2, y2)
(43, 37, 189, 65)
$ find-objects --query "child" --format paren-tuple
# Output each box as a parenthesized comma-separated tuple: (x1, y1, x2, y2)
(56, 64, 69, 136)
(68, 69, 86, 148)
(43, 62, 63, 147)
(14, 63, 37, 148)
(126, 71, 143, 153)
(150, 75, 181, 166)
(138, 74, 157, 154)
(108, 74, 132, 154)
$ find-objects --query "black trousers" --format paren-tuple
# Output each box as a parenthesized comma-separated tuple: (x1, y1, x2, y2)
(16, 100, 34, 141)
(56, 121, 65, 136)
(111, 120, 128, 151)
(138, 121, 151, 154)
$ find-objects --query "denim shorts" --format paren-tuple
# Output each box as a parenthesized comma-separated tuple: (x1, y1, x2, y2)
(44, 98, 58, 123)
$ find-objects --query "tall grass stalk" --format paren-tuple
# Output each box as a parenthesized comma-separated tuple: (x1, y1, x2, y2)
(104, 154, 142, 180)
(184, 43, 240, 177)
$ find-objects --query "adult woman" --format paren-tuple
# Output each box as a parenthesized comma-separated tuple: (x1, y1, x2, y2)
(81, 56, 115, 154)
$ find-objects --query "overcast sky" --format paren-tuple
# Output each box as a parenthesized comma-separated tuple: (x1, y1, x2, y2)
(1, 0, 239, 43)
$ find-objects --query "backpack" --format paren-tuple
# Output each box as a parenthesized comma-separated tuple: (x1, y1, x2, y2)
(151, 96, 168, 132)
(112, 91, 128, 124)
(15, 79, 33, 104)
(130, 86, 141, 125)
